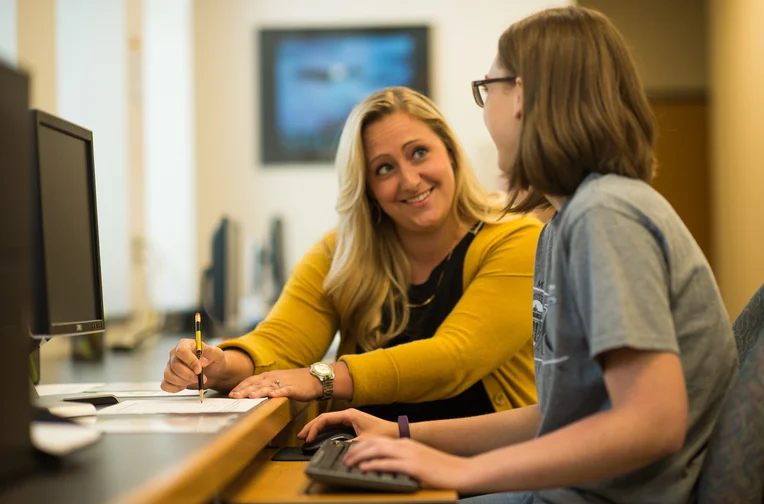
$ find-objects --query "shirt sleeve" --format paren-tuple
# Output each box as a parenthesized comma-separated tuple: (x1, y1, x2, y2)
(340, 219, 540, 406)
(566, 207, 679, 359)
(218, 234, 340, 373)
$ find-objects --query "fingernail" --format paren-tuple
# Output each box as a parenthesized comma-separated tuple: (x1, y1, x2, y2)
(200, 357, 210, 366)
(231, 391, 240, 397)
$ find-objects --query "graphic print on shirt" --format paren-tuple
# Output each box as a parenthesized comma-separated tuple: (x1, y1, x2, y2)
(532, 282, 548, 352)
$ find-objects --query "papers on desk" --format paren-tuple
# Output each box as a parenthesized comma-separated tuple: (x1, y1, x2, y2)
(36, 381, 205, 399)
(87, 414, 239, 433)
(84, 381, 206, 398)
(97, 397, 267, 415)
(36, 383, 104, 397)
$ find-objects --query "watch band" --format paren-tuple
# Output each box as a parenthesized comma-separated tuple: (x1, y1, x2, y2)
(318, 378, 334, 400)
(397, 415, 410, 439)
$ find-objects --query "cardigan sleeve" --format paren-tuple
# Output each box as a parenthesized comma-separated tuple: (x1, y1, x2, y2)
(339, 217, 541, 406)
(218, 233, 340, 373)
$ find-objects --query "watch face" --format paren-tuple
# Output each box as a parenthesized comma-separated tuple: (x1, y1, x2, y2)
(312, 362, 333, 377)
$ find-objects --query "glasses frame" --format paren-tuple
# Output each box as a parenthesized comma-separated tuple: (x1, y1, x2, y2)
(471, 76, 518, 108)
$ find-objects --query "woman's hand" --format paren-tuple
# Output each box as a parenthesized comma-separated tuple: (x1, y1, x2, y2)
(161, 339, 227, 392)
(343, 437, 472, 490)
(229, 368, 324, 401)
(298, 409, 398, 443)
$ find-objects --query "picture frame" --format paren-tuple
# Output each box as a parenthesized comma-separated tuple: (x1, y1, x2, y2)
(259, 25, 430, 165)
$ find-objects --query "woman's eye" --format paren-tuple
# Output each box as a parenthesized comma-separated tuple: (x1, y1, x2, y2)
(376, 164, 393, 175)
(412, 147, 428, 160)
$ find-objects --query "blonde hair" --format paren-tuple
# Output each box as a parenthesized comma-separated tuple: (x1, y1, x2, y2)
(499, 6, 657, 212)
(324, 87, 505, 351)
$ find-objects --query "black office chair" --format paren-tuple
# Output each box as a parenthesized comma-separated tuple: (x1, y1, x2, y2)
(732, 283, 764, 364)
(697, 282, 764, 503)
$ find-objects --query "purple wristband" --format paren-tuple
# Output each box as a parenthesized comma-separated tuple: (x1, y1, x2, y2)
(397, 415, 410, 439)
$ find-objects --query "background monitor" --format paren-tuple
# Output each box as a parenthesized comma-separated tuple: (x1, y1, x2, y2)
(0, 60, 37, 484)
(29, 110, 106, 339)
(203, 216, 240, 331)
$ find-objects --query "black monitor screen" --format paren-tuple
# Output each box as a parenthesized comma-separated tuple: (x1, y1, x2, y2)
(37, 124, 99, 325)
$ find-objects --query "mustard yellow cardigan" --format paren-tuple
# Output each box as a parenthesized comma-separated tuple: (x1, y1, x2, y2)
(219, 216, 541, 411)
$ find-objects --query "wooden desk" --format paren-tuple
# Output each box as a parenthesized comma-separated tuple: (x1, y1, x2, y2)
(0, 335, 458, 503)
(223, 449, 457, 503)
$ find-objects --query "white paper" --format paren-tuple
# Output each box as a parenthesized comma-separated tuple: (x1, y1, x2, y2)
(97, 397, 267, 415)
(36, 383, 104, 397)
(85, 381, 205, 398)
(88, 414, 238, 433)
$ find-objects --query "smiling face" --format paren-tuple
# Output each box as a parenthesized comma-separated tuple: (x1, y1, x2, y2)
(363, 113, 456, 234)
(482, 55, 523, 175)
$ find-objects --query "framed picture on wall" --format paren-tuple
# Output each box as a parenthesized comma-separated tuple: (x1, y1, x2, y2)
(259, 25, 430, 165)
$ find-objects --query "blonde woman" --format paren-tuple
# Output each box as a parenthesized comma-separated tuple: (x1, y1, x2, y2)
(162, 87, 541, 422)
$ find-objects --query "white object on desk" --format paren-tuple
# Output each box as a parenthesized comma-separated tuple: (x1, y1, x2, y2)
(46, 401, 97, 418)
(97, 397, 267, 415)
(31, 422, 102, 456)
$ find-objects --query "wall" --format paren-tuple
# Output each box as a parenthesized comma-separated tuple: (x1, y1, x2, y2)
(709, 0, 764, 318)
(143, 0, 196, 311)
(193, 0, 570, 299)
(16, 0, 56, 112)
(580, 0, 707, 93)
(0, 0, 16, 63)
(56, 0, 131, 317)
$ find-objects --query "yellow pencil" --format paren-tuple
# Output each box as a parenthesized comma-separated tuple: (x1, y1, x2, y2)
(195, 312, 204, 403)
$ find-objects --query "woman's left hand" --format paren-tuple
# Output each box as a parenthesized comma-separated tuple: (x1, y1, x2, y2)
(229, 368, 322, 401)
(342, 436, 472, 490)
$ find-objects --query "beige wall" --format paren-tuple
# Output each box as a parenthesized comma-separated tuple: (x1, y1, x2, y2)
(16, 0, 56, 112)
(193, 0, 570, 294)
(709, 0, 764, 318)
(580, 0, 707, 93)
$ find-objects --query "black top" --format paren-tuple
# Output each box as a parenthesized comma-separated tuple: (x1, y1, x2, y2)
(358, 223, 494, 423)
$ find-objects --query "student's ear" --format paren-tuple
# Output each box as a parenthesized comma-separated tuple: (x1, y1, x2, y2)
(514, 77, 524, 119)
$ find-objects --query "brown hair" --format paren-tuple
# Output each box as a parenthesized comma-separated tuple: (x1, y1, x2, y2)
(498, 6, 657, 212)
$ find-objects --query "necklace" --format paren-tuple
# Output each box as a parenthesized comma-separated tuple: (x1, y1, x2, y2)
(406, 250, 453, 309)
(405, 221, 484, 309)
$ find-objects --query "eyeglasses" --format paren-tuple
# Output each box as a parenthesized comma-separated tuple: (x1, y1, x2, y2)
(471, 76, 518, 108)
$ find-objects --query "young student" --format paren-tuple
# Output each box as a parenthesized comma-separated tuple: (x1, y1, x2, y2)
(298, 6, 738, 502)
(161, 87, 542, 422)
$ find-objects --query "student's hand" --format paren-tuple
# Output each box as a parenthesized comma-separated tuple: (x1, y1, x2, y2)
(161, 338, 226, 392)
(343, 437, 472, 490)
(229, 368, 323, 401)
(298, 409, 398, 443)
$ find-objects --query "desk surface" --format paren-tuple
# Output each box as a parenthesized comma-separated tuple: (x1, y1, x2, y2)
(0, 335, 457, 503)
(0, 335, 300, 504)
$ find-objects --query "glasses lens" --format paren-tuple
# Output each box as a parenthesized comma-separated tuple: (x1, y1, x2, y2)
(472, 82, 485, 108)
(478, 85, 487, 107)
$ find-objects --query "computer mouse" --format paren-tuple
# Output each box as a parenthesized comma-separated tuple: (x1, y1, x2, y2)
(301, 425, 357, 455)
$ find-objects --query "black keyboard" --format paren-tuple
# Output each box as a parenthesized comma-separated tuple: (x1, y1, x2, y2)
(304, 440, 419, 493)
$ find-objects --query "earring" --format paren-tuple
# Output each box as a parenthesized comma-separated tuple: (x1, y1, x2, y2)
(371, 201, 383, 225)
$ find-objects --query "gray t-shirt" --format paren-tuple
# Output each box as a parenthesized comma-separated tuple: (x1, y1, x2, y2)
(531, 173, 737, 504)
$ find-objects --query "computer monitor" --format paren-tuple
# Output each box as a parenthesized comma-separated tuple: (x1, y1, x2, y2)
(203, 216, 240, 331)
(28, 110, 106, 339)
(0, 60, 37, 484)
(268, 217, 286, 304)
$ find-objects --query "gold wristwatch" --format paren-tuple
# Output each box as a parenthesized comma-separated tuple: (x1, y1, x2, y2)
(309, 362, 335, 400)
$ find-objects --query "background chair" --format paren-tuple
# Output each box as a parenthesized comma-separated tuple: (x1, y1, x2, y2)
(697, 282, 764, 503)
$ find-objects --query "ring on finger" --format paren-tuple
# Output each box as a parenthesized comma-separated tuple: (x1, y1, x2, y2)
(272, 379, 282, 389)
